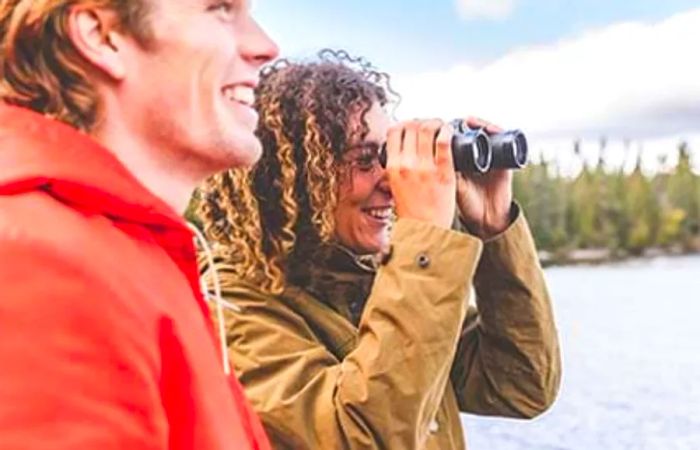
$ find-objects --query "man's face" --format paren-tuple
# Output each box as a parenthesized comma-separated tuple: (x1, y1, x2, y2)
(118, 0, 278, 172)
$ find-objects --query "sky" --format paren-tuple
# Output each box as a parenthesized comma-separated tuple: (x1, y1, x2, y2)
(253, 0, 700, 173)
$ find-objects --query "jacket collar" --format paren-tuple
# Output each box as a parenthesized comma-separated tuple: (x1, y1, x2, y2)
(0, 104, 184, 229)
(287, 244, 377, 326)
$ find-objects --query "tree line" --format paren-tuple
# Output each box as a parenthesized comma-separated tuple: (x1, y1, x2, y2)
(515, 140, 700, 263)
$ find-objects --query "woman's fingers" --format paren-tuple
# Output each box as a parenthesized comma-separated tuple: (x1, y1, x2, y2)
(465, 116, 503, 134)
(417, 119, 442, 166)
(435, 122, 454, 175)
(385, 123, 404, 171)
(387, 118, 456, 229)
(400, 120, 420, 170)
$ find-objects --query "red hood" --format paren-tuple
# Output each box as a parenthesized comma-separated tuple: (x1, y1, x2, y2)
(0, 103, 185, 229)
(0, 104, 273, 450)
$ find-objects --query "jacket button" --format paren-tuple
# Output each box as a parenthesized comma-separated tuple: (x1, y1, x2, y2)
(416, 252, 430, 269)
(429, 418, 439, 433)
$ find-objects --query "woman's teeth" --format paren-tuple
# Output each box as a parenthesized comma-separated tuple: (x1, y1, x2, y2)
(366, 208, 392, 220)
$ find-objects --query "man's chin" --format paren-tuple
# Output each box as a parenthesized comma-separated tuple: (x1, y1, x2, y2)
(239, 141, 263, 167)
(220, 134, 263, 169)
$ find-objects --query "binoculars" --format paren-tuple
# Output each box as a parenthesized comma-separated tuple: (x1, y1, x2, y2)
(379, 119, 528, 173)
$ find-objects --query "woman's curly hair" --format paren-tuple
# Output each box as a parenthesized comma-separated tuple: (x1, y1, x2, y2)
(198, 49, 398, 294)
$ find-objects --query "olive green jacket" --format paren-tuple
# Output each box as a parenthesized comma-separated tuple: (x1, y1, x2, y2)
(208, 211, 561, 449)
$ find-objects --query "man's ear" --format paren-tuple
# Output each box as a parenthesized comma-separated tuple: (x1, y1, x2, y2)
(66, 6, 128, 81)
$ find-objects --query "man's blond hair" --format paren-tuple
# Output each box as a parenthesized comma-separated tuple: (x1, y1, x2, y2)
(0, 0, 151, 130)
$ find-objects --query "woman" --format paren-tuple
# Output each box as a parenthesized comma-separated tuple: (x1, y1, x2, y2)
(198, 50, 561, 449)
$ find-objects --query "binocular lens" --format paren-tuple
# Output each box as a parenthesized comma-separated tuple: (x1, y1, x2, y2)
(476, 134, 491, 170)
(453, 128, 492, 174)
(491, 130, 528, 169)
(515, 132, 528, 167)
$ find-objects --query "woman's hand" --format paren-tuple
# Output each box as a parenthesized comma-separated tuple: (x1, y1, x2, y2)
(455, 117, 514, 239)
(385, 119, 456, 230)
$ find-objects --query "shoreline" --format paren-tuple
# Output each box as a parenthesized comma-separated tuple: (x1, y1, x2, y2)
(539, 247, 700, 268)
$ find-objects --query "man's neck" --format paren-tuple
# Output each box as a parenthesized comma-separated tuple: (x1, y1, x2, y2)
(92, 119, 200, 214)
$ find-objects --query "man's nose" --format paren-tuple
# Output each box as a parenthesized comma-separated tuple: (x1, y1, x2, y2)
(239, 16, 280, 67)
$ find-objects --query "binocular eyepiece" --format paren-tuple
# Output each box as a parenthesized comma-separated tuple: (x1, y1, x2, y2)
(379, 119, 528, 174)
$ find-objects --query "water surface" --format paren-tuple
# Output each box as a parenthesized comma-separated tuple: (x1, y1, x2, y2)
(464, 255, 700, 450)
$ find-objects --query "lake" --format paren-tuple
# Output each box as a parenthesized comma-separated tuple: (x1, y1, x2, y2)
(463, 254, 700, 450)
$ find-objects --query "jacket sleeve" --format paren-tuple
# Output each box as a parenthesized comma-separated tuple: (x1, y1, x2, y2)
(0, 241, 165, 450)
(219, 219, 483, 450)
(450, 207, 562, 418)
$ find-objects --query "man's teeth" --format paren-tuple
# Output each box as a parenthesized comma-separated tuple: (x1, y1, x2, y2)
(366, 208, 392, 220)
(225, 86, 255, 106)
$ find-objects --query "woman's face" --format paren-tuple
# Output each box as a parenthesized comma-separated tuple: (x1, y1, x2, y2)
(334, 102, 394, 255)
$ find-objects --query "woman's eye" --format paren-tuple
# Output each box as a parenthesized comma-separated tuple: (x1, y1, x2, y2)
(355, 155, 377, 171)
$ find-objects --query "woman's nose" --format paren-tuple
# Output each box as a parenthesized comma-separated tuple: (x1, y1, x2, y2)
(376, 167, 391, 194)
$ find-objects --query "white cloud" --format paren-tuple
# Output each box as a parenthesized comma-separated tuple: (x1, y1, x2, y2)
(455, 0, 517, 21)
(394, 8, 700, 151)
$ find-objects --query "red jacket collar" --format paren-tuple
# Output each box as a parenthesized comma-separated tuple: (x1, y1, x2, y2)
(0, 104, 186, 230)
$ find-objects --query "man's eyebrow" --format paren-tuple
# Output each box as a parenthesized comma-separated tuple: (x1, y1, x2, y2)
(203, 0, 249, 9)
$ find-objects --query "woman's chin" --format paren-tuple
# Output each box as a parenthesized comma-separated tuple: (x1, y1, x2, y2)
(358, 235, 389, 255)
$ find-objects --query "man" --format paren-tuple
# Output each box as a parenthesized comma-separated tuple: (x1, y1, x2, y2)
(0, 1, 278, 449)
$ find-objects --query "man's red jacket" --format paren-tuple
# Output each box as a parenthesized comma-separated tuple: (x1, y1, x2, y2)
(0, 105, 270, 450)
